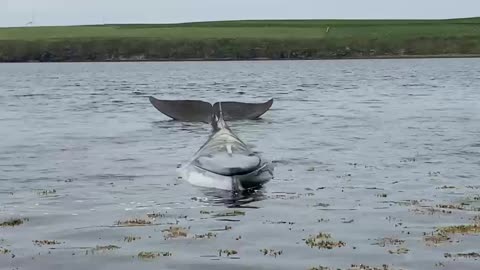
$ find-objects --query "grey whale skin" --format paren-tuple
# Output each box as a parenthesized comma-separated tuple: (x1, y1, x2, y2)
(148, 96, 274, 191)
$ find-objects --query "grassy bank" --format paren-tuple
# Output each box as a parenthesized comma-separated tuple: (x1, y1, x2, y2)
(0, 18, 480, 62)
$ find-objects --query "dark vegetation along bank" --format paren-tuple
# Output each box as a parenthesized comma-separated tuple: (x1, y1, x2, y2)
(1, 17, 480, 62)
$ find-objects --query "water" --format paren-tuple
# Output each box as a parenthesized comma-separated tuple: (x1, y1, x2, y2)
(0, 59, 479, 270)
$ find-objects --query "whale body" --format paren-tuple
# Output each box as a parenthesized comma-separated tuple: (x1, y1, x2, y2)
(178, 112, 273, 191)
(148, 96, 274, 191)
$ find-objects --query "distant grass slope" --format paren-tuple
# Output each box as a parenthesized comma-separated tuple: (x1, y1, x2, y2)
(0, 18, 479, 62)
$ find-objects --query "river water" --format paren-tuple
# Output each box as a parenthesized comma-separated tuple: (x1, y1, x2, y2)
(0, 59, 479, 270)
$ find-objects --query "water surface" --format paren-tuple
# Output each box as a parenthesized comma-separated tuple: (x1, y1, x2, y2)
(1, 59, 480, 270)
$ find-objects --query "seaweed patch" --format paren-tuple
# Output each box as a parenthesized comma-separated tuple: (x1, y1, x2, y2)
(212, 210, 245, 217)
(124, 236, 141, 243)
(33, 240, 62, 246)
(162, 226, 188, 239)
(194, 232, 217, 239)
(444, 252, 480, 259)
(218, 249, 238, 257)
(0, 218, 28, 227)
(138, 251, 172, 259)
(372, 237, 405, 247)
(260, 248, 283, 257)
(305, 232, 346, 249)
(116, 218, 152, 227)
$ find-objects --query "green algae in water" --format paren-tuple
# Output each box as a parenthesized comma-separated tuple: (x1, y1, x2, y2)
(308, 267, 333, 270)
(438, 224, 480, 235)
(138, 251, 172, 259)
(124, 236, 141, 242)
(372, 237, 405, 247)
(424, 223, 480, 246)
(260, 248, 283, 257)
(0, 218, 28, 227)
(38, 189, 56, 196)
(194, 232, 216, 239)
(349, 265, 398, 270)
(146, 212, 166, 219)
(424, 232, 451, 246)
(33, 240, 62, 246)
(444, 252, 480, 259)
(94, 245, 120, 251)
(436, 204, 466, 210)
(305, 232, 346, 249)
(212, 210, 245, 217)
(388, 247, 409, 255)
(218, 249, 238, 257)
(162, 226, 188, 239)
(116, 218, 152, 226)
(308, 265, 400, 270)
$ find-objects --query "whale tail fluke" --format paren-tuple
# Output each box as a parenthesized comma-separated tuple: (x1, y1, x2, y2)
(149, 96, 273, 123)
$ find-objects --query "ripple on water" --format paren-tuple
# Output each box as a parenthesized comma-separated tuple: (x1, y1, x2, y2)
(1, 59, 480, 270)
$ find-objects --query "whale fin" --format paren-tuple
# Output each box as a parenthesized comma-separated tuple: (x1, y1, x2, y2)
(149, 96, 273, 122)
(149, 96, 212, 123)
(213, 98, 273, 121)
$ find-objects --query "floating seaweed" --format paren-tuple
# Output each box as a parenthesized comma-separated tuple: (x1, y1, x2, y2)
(33, 240, 62, 246)
(388, 247, 409, 255)
(116, 219, 152, 227)
(305, 232, 346, 249)
(372, 237, 405, 247)
(218, 249, 238, 257)
(349, 264, 396, 270)
(424, 232, 451, 246)
(146, 212, 166, 219)
(138, 251, 172, 259)
(162, 226, 188, 239)
(194, 232, 216, 239)
(94, 245, 120, 251)
(0, 218, 28, 227)
(212, 210, 245, 217)
(438, 224, 480, 235)
(260, 248, 283, 257)
(38, 189, 57, 196)
(436, 185, 456, 189)
(263, 220, 295, 225)
(308, 266, 331, 270)
(309, 265, 400, 270)
(124, 236, 141, 243)
(423, 223, 480, 246)
(444, 252, 480, 259)
(436, 204, 466, 210)
(409, 207, 452, 215)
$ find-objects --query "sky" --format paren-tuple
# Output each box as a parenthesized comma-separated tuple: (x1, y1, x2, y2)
(1, 0, 479, 27)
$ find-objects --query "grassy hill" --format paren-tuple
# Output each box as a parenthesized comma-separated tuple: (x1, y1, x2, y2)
(0, 18, 479, 62)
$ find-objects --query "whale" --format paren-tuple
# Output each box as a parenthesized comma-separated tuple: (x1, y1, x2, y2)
(149, 96, 274, 191)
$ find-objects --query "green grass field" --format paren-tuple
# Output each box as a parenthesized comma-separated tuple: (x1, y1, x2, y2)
(1, 18, 479, 61)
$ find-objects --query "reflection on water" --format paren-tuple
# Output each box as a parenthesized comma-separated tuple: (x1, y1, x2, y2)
(198, 187, 266, 208)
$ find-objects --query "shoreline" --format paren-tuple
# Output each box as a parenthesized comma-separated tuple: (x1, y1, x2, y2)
(2, 54, 480, 64)
(2, 18, 480, 63)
